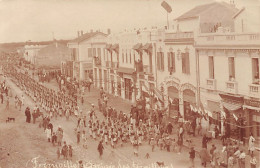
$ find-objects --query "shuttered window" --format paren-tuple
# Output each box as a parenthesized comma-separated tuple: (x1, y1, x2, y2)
(252, 58, 259, 83)
(182, 53, 190, 74)
(228, 57, 235, 80)
(168, 52, 175, 73)
(209, 56, 214, 79)
(157, 52, 164, 71)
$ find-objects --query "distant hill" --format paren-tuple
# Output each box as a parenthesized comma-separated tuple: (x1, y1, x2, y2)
(0, 39, 71, 53)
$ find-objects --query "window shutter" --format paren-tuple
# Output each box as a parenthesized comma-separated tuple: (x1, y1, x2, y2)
(232, 58, 235, 78)
(186, 53, 190, 74)
(162, 53, 164, 71)
(168, 52, 170, 72)
(182, 53, 185, 73)
(173, 53, 175, 72)
(209, 56, 214, 79)
(157, 52, 160, 70)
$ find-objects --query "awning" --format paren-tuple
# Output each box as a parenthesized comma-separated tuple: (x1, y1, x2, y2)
(142, 43, 152, 52)
(117, 67, 135, 74)
(222, 101, 243, 111)
(153, 87, 163, 102)
(132, 43, 142, 51)
(219, 93, 244, 111)
(168, 86, 179, 99)
(243, 105, 260, 111)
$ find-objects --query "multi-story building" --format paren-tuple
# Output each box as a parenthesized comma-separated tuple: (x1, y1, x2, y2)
(36, 42, 70, 69)
(196, 6, 260, 141)
(24, 45, 46, 64)
(67, 31, 107, 81)
(93, 29, 161, 103)
(156, 2, 238, 126)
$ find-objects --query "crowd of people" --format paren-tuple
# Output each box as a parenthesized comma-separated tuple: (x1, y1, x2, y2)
(1, 60, 259, 168)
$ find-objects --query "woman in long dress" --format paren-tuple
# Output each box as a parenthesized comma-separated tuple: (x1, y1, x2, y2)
(248, 133, 255, 155)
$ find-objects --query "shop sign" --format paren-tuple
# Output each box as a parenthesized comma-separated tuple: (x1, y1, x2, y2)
(244, 99, 260, 108)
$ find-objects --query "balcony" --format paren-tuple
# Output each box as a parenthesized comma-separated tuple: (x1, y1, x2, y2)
(206, 78, 216, 90)
(226, 81, 238, 94)
(249, 84, 260, 97)
(164, 31, 194, 43)
(197, 33, 260, 46)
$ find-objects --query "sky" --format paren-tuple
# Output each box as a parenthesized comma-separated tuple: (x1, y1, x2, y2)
(0, 0, 259, 43)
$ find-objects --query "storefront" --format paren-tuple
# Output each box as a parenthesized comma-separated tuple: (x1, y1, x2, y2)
(168, 86, 179, 118)
(104, 70, 108, 91)
(110, 74, 115, 94)
(117, 67, 135, 102)
(94, 68, 97, 87)
(243, 98, 260, 138)
(117, 75, 121, 96)
(219, 93, 244, 140)
(207, 100, 221, 132)
(183, 89, 196, 120)
(124, 78, 132, 101)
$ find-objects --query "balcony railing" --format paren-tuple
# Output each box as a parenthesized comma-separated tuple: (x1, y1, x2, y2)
(249, 84, 260, 97)
(165, 32, 194, 41)
(197, 33, 260, 45)
(206, 78, 216, 90)
(226, 81, 238, 94)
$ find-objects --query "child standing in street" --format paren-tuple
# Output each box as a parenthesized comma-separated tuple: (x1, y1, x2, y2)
(77, 131, 81, 144)
(189, 147, 195, 168)
(57, 147, 60, 159)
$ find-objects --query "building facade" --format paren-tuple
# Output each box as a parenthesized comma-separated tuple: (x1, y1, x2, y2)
(67, 31, 107, 81)
(197, 31, 260, 141)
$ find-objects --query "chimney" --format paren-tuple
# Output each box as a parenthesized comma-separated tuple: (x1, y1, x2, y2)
(77, 31, 80, 37)
(81, 30, 83, 36)
(107, 29, 111, 34)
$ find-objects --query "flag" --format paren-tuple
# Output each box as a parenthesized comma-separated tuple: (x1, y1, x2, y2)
(207, 110, 213, 118)
(161, 1, 172, 13)
(221, 110, 226, 119)
(190, 104, 194, 111)
(233, 113, 238, 121)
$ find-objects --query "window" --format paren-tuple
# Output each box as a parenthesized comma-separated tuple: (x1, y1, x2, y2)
(126, 52, 128, 63)
(72, 48, 77, 61)
(93, 48, 96, 57)
(228, 57, 235, 80)
(157, 52, 164, 71)
(122, 53, 124, 63)
(88, 48, 92, 58)
(167, 52, 175, 73)
(97, 48, 101, 61)
(252, 58, 259, 84)
(209, 56, 214, 79)
(182, 53, 190, 74)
